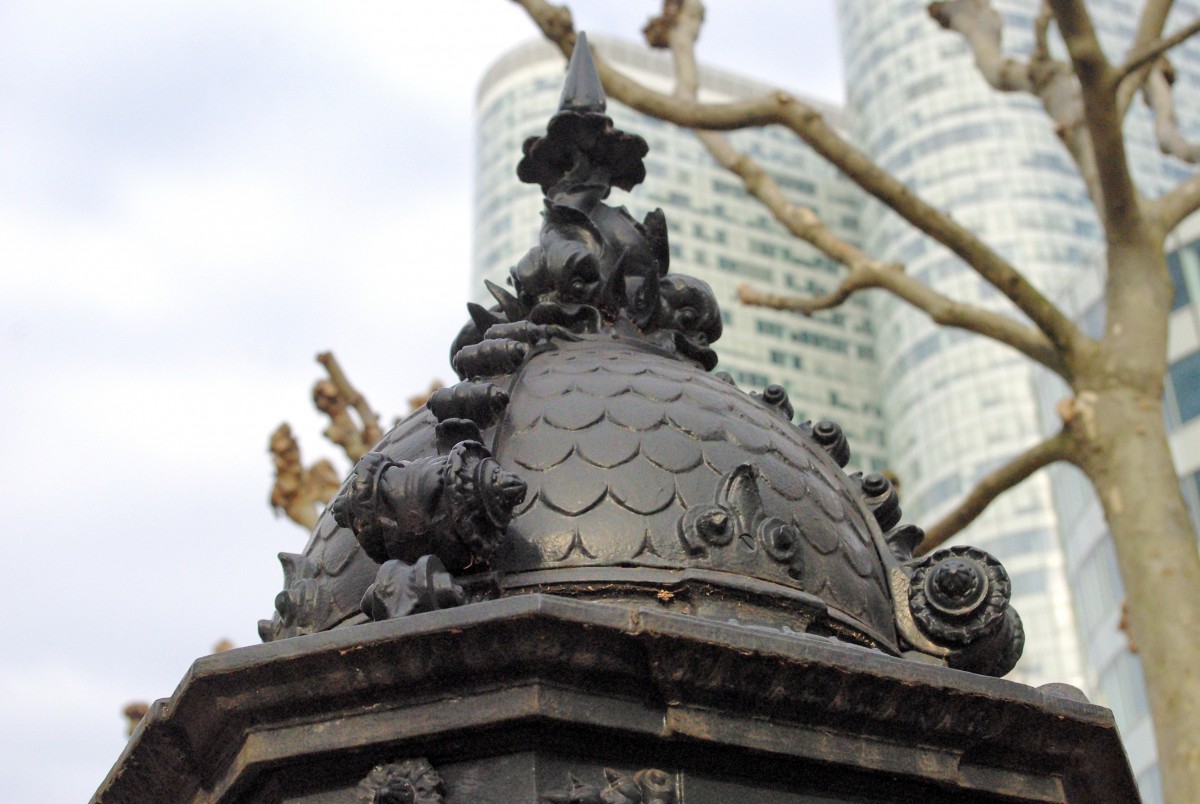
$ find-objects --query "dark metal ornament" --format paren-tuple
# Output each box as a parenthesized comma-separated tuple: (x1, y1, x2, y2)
(357, 759, 445, 804)
(543, 767, 676, 804)
(258, 28, 1024, 680)
(909, 545, 1016, 646)
(329, 440, 526, 571)
(856, 471, 901, 531)
(360, 554, 465, 622)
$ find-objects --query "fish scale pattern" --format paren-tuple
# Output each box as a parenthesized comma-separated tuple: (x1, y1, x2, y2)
(491, 339, 894, 637)
(266, 338, 896, 643)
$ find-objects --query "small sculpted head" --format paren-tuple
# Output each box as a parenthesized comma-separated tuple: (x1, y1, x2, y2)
(652, 274, 722, 371)
(511, 202, 606, 315)
(656, 274, 723, 346)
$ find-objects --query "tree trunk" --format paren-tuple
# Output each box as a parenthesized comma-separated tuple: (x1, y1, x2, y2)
(1077, 386, 1200, 803)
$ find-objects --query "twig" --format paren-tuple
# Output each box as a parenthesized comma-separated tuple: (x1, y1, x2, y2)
(917, 430, 1072, 553)
(314, 352, 383, 461)
(1117, 16, 1200, 82)
(1115, 0, 1178, 117)
(1154, 168, 1200, 231)
(1050, 0, 1146, 240)
(268, 423, 341, 531)
(1032, 1, 1053, 60)
(928, 0, 1034, 91)
(738, 281, 862, 316)
(739, 255, 1067, 375)
(1143, 62, 1200, 162)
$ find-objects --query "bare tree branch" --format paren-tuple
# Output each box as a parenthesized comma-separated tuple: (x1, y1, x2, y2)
(739, 264, 1068, 375)
(654, 0, 703, 95)
(640, 0, 1067, 376)
(737, 280, 861, 316)
(1155, 168, 1200, 230)
(268, 353, 387, 530)
(269, 357, 443, 531)
(1051, 0, 1168, 345)
(1115, 6, 1200, 170)
(314, 351, 383, 461)
(1115, 0, 1176, 116)
(1032, 0, 1053, 59)
(1143, 61, 1200, 163)
(1117, 14, 1200, 82)
(513, 0, 1085, 364)
(655, 0, 876, 269)
(698, 130, 890, 276)
(1050, 0, 1146, 240)
(644, 0, 686, 51)
(656, 3, 884, 308)
(918, 430, 1073, 553)
(930, 1, 1105, 215)
(928, 0, 1034, 91)
(268, 423, 341, 531)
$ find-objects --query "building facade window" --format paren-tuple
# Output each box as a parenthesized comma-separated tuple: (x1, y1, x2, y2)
(1167, 350, 1200, 426)
(1167, 250, 1190, 311)
(1076, 537, 1123, 635)
(1098, 651, 1151, 734)
(1182, 469, 1200, 536)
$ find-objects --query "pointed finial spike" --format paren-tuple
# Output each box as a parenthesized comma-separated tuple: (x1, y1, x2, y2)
(484, 278, 526, 321)
(559, 32, 606, 113)
(466, 302, 504, 334)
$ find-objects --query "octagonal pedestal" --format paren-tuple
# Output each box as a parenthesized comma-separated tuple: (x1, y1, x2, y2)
(95, 595, 1139, 803)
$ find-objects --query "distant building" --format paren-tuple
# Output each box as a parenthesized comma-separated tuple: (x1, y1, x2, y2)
(473, 37, 886, 474)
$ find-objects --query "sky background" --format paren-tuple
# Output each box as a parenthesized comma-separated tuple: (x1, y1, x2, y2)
(0, 2, 842, 800)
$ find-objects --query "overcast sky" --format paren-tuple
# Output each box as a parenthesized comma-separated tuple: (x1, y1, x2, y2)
(0, 2, 842, 800)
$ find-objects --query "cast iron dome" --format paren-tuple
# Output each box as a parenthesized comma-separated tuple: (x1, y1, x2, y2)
(258, 33, 1023, 677)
